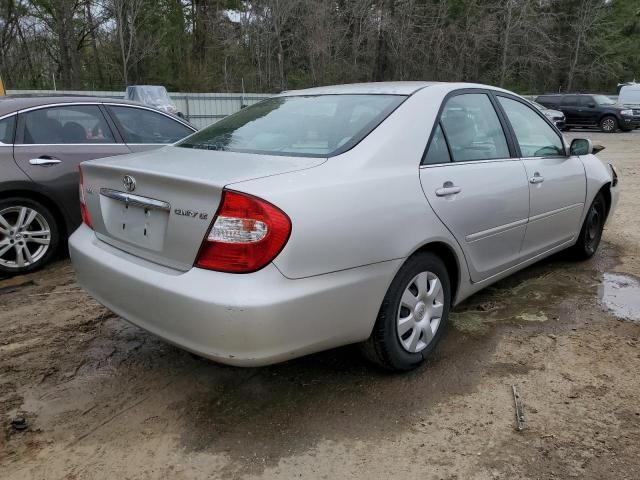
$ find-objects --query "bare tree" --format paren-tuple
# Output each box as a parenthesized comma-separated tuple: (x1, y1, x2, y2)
(106, 0, 161, 85)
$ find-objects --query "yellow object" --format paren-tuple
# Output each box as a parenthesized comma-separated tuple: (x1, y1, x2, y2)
(0, 76, 5, 96)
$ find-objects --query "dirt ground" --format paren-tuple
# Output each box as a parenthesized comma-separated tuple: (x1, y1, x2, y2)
(1, 130, 640, 480)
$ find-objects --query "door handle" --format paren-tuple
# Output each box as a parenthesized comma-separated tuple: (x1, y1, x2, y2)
(29, 156, 61, 166)
(435, 182, 462, 197)
(529, 173, 544, 184)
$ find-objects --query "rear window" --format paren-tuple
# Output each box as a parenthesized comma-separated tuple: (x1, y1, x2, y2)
(177, 95, 406, 157)
(536, 95, 560, 106)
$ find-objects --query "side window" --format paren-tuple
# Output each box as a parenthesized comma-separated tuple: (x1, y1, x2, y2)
(108, 106, 193, 144)
(536, 96, 557, 107)
(579, 96, 594, 107)
(0, 115, 16, 144)
(563, 95, 578, 107)
(422, 124, 451, 165)
(440, 93, 510, 162)
(21, 105, 115, 144)
(498, 97, 565, 158)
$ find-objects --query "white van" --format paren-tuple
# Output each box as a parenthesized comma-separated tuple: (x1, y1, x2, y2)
(619, 83, 640, 107)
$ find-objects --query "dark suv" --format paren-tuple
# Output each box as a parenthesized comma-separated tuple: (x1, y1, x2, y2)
(535, 93, 640, 133)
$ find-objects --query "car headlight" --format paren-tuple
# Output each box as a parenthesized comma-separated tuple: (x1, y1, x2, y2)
(620, 109, 633, 116)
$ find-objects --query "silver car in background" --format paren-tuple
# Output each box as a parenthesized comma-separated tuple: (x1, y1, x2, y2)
(70, 82, 618, 371)
(531, 100, 566, 129)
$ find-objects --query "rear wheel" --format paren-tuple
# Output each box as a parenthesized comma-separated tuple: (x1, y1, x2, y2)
(599, 116, 618, 133)
(571, 193, 606, 260)
(0, 197, 59, 276)
(361, 252, 451, 371)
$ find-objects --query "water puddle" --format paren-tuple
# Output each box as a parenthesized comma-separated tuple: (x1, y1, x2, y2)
(600, 273, 640, 321)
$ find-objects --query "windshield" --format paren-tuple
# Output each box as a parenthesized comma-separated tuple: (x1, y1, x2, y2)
(593, 95, 616, 106)
(177, 94, 406, 157)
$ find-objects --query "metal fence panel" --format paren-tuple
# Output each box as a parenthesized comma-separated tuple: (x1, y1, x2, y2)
(6, 90, 272, 129)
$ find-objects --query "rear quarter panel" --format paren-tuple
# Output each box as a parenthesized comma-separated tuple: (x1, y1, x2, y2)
(228, 85, 468, 282)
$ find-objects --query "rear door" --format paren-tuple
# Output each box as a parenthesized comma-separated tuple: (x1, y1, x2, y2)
(496, 95, 586, 258)
(560, 95, 582, 125)
(419, 91, 530, 282)
(104, 105, 195, 153)
(13, 104, 130, 227)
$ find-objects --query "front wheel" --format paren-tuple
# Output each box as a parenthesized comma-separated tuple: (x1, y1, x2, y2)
(361, 252, 451, 371)
(599, 116, 618, 133)
(0, 197, 59, 276)
(571, 193, 606, 260)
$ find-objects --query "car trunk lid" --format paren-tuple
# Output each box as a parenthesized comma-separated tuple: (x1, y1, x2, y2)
(81, 146, 325, 271)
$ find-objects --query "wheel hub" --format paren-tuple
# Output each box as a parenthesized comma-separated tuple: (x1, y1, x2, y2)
(396, 271, 445, 353)
(0, 205, 52, 270)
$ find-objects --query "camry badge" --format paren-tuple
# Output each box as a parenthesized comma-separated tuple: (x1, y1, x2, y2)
(123, 175, 136, 192)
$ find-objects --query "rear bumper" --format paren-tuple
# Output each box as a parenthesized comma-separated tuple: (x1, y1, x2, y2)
(69, 225, 400, 366)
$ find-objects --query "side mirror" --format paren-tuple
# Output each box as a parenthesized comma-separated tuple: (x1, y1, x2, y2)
(570, 138, 592, 156)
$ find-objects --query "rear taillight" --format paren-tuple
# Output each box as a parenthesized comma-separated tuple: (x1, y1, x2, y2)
(195, 190, 291, 273)
(78, 166, 93, 229)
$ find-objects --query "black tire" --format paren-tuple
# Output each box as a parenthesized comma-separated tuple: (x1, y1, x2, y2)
(571, 193, 606, 260)
(361, 252, 451, 371)
(0, 197, 59, 276)
(599, 115, 618, 133)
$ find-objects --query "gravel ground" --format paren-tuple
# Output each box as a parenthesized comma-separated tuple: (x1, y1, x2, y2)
(1, 129, 639, 480)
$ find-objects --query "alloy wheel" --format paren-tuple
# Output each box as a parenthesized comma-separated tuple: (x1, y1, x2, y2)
(396, 271, 445, 353)
(0, 206, 52, 270)
(602, 118, 616, 133)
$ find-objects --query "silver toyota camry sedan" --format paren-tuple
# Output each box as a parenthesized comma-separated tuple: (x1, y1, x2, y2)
(69, 82, 619, 371)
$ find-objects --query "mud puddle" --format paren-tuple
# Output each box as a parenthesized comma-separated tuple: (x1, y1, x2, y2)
(600, 272, 640, 321)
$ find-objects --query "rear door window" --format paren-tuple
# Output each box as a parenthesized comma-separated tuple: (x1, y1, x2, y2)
(0, 115, 16, 144)
(439, 93, 510, 162)
(422, 124, 451, 165)
(562, 95, 579, 107)
(20, 105, 115, 144)
(107, 106, 193, 144)
(536, 96, 560, 107)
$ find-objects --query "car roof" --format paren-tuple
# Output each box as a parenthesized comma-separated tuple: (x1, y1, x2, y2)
(0, 96, 147, 117)
(279, 81, 523, 97)
(279, 82, 440, 96)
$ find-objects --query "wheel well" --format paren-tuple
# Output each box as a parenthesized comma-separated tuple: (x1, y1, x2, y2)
(411, 241, 460, 306)
(599, 114, 618, 124)
(0, 189, 68, 238)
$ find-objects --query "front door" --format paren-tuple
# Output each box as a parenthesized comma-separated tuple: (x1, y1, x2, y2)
(578, 96, 599, 126)
(419, 92, 530, 282)
(496, 95, 586, 259)
(13, 104, 130, 227)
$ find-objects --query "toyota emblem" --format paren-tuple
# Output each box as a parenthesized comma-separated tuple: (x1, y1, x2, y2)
(123, 175, 136, 192)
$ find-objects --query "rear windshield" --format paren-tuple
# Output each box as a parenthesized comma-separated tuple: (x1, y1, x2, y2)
(177, 94, 406, 157)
